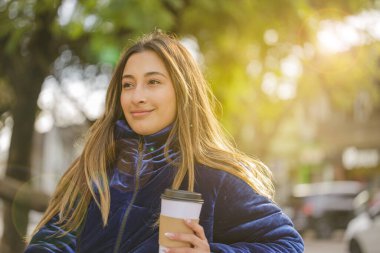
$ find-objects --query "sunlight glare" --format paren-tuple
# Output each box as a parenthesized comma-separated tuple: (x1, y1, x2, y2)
(63, 79, 87, 101)
(281, 55, 303, 78)
(35, 111, 54, 134)
(247, 60, 262, 77)
(58, 0, 77, 26)
(264, 29, 279, 45)
(277, 81, 297, 100)
(55, 96, 86, 127)
(181, 37, 204, 66)
(317, 10, 380, 54)
(84, 90, 106, 120)
(0, 117, 12, 153)
(38, 76, 59, 111)
(261, 72, 277, 96)
(317, 22, 355, 53)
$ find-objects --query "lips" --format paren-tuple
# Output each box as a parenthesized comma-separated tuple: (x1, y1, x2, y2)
(130, 109, 154, 117)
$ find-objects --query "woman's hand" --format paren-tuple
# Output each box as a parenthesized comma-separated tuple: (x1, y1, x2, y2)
(163, 219, 210, 253)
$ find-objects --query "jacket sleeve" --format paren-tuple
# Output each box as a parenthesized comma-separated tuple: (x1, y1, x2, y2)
(24, 215, 76, 253)
(210, 174, 304, 253)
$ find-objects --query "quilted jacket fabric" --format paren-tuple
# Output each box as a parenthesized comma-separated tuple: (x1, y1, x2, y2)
(25, 120, 304, 253)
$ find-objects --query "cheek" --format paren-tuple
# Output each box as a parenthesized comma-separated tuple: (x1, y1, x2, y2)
(169, 98, 177, 121)
(120, 95, 130, 117)
(120, 94, 129, 108)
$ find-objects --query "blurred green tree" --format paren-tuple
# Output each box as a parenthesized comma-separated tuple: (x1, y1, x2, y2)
(180, 0, 380, 158)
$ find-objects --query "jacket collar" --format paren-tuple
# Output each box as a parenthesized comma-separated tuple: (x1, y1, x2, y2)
(111, 120, 178, 191)
(114, 119, 175, 149)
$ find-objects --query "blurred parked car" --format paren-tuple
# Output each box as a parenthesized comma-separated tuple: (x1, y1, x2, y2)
(291, 181, 363, 239)
(344, 177, 380, 253)
(344, 204, 380, 253)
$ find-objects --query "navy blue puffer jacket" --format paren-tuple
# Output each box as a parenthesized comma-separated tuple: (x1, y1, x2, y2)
(25, 120, 304, 253)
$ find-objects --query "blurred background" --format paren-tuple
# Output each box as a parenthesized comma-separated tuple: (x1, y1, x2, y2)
(1, 0, 380, 252)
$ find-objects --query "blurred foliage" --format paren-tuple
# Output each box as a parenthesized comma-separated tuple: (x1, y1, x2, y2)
(179, 0, 380, 157)
(0, 0, 379, 157)
(300, 44, 380, 110)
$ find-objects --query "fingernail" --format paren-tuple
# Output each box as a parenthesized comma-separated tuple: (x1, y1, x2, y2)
(185, 219, 192, 224)
(163, 249, 170, 253)
(165, 232, 175, 238)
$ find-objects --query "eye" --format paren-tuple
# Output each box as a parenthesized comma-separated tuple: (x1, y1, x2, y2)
(148, 79, 161, 85)
(122, 82, 134, 89)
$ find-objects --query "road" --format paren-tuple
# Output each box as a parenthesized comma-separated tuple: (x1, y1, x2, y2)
(303, 231, 347, 253)
(304, 238, 346, 253)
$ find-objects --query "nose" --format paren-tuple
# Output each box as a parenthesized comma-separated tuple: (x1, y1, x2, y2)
(131, 83, 147, 104)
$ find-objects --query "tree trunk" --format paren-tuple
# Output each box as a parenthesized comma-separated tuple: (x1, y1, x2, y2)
(0, 2, 62, 250)
(1, 66, 43, 253)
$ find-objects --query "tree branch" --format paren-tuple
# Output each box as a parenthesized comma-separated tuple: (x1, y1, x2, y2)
(0, 177, 50, 212)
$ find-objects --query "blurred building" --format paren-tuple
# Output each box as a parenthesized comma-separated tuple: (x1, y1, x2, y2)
(302, 89, 380, 183)
(30, 123, 88, 194)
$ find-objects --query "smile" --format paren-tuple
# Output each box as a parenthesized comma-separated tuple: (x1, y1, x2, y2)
(130, 109, 154, 117)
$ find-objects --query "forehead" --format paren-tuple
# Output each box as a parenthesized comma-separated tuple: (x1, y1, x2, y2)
(123, 50, 168, 75)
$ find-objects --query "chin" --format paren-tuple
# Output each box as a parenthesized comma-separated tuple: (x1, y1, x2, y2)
(131, 126, 155, 136)
(129, 121, 169, 136)
(135, 130, 153, 136)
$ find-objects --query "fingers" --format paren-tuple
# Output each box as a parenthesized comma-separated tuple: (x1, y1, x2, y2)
(163, 219, 210, 253)
(184, 219, 206, 240)
(164, 231, 203, 248)
(163, 247, 196, 253)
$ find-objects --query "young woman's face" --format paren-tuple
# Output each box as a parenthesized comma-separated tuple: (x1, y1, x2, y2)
(120, 50, 177, 135)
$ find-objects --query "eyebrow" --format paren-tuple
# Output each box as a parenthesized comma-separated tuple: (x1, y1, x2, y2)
(122, 71, 167, 79)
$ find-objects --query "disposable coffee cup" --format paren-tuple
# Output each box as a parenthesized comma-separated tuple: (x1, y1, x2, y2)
(159, 189, 204, 252)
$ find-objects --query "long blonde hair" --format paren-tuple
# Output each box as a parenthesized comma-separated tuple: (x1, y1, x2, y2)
(30, 31, 274, 237)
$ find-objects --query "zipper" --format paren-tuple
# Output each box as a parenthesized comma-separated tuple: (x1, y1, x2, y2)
(113, 137, 144, 253)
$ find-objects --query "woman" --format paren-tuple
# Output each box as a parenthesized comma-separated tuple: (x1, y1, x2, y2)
(26, 32, 304, 253)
